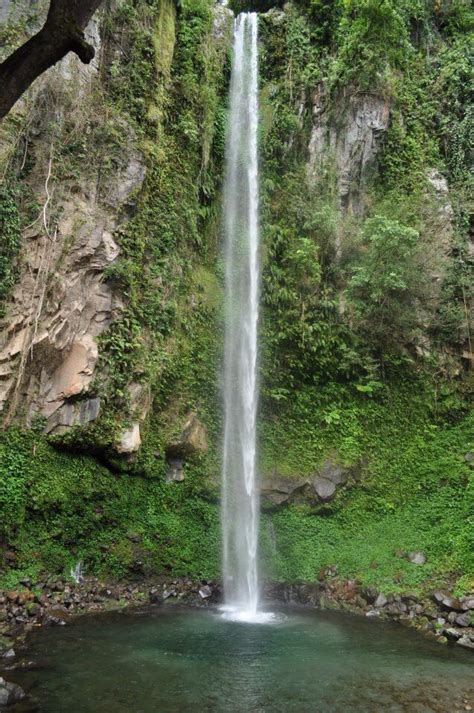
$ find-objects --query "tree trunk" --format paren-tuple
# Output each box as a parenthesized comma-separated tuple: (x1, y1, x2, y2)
(0, 0, 104, 120)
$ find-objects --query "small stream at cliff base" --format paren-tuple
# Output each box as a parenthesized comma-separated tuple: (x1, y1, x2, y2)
(10, 606, 473, 712)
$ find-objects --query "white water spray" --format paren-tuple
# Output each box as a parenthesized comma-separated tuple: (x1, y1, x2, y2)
(221, 12, 266, 623)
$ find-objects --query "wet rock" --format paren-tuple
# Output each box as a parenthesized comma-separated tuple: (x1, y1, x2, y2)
(457, 635, 474, 651)
(374, 593, 388, 608)
(366, 609, 380, 618)
(444, 627, 462, 641)
(432, 591, 463, 611)
(149, 589, 163, 605)
(460, 596, 474, 611)
(361, 587, 378, 604)
(42, 607, 70, 627)
(455, 613, 471, 628)
(408, 551, 426, 565)
(0, 677, 25, 706)
(1, 648, 15, 659)
(199, 585, 213, 600)
(386, 602, 407, 616)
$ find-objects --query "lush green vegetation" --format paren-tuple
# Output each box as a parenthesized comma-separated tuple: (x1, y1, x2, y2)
(0, 184, 21, 316)
(259, 383, 473, 593)
(0, 427, 220, 584)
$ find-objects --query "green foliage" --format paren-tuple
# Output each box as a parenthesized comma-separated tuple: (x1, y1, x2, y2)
(432, 34, 473, 184)
(0, 428, 219, 584)
(259, 385, 473, 593)
(0, 184, 21, 315)
(329, 0, 411, 90)
(344, 216, 423, 352)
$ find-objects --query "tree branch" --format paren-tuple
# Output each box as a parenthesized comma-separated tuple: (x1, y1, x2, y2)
(0, 0, 104, 120)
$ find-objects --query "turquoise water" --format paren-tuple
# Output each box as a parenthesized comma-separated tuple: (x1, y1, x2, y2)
(11, 606, 474, 712)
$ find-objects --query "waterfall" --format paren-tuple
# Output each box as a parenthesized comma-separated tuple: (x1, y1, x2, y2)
(221, 12, 261, 621)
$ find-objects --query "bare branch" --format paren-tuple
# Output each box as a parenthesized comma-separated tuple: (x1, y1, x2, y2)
(0, 0, 104, 120)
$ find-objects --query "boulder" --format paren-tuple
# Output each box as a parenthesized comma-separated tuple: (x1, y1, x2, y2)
(457, 635, 474, 651)
(455, 613, 471, 628)
(42, 606, 70, 627)
(0, 677, 25, 706)
(166, 414, 208, 459)
(117, 423, 141, 454)
(317, 458, 351, 486)
(432, 591, 463, 612)
(149, 588, 163, 605)
(260, 474, 309, 507)
(166, 458, 184, 483)
(408, 551, 426, 565)
(361, 587, 378, 604)
(313, 478, 336, 502)
(374, 593, 388, 608)
(460, 596, 474, 611)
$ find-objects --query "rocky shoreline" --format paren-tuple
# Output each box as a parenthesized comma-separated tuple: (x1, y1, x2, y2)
(0, 573, 473, 707)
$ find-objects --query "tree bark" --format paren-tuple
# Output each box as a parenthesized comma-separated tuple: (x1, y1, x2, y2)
(0, 0, 104, 120)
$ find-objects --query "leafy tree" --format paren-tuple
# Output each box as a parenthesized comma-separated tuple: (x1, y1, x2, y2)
(345, 216, 427, 354)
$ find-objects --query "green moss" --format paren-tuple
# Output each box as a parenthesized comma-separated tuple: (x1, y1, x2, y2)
(0, 184, 21, 316)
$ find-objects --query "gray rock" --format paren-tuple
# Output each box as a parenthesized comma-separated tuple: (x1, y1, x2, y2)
(457, 635, 474, 650)
(149, 588, 163, 605)
(443, 627, 461, 641)
(166, 458, 185, 483)
(0, 677, 25, 706)
(165, 414, 208, 459)
(455, 613, 471, 627)
(460, 595, 474, 611)
(260, 475, 310, 507)
(308, 89, 390, 215)
(2, 648, 15, 659)
(432, 591, 463, 611)
(374, 593, 388, 608)
(199, 585, 213, 599)
(361, 587, 378, 604)
(116, 423, 141, 454)
(0, 685, 8, 707)
(365, 609, 380, 618)
(408, 551, 426, 565)
(313, 478, 336, 502)
(317, 458, 350, 486)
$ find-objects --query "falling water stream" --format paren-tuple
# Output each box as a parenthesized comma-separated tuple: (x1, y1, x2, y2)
(221, 12, 265, 622)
